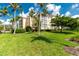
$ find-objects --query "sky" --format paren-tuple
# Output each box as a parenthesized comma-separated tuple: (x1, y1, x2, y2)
(0, 3, 79, 24)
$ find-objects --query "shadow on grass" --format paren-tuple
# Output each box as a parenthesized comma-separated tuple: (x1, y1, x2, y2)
(31, 36, 53, 43)
(52, 31, 74, 34)
(31, 36, 70, 46)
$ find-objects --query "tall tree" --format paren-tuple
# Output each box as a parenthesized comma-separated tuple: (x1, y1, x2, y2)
(29, 8, 35, 27)
(38, 3, 48, 35)
(42, 7, 48, 30)
(51, 14, 66, 32)
(10, 16, 21, 29)
(0, 7, 8, 33)
(38, 3, 44, 35)
(9, 3, 22, 34)
(18, 5, 23, 28)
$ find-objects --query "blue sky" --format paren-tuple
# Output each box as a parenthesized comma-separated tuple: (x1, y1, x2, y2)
(0, 3, 79, 21)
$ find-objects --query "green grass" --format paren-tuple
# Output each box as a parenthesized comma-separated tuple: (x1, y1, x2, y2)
(0, 31, 78, 56)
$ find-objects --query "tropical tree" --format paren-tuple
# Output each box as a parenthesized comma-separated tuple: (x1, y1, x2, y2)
(10, 16, 21, 29)
(51, 14, 78, 32)
(51, 14, 60, 31)
(67, 17, 77, 30)
(76, 17, 79, 31)
(0, 7, 8, 33)
(51, 15, 69, 32)
(29, 8, 35, 27)
(18, 5, 23, 28)
(42, 7, 48, 30)
(37, 3, 48, 35)
(33, 13, 40, 31)
(9, 3, 22, 34)
(38, 3, 44, 35)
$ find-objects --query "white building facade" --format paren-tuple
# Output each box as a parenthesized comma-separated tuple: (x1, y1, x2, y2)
(40, 15, 52, 30)
(18, 12, 52, 30)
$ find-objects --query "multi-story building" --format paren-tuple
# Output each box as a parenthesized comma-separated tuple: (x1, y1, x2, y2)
(40, 14, 52, 30)
(18, 12, 52, 30)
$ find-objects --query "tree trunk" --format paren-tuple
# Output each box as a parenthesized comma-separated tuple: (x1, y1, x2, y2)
(3, 18, 6, 33)
(13, 11, 16, 34)
(3, 22, 6, 33)
(60, 26, 63, 32)
(38, 13, 41, 36)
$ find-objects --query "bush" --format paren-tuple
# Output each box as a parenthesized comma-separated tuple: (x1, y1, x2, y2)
(26, 26, 33, 32)
(11, 28, 26, 33)
(0, 26, 4, 30)
(11, 29, 14, 33)
(16, 29, 25, 33)
(33, 27, 38, 32)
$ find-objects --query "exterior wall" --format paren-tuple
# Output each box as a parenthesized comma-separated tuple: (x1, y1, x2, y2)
(40, 16, 52, 30)
(19, 15, 52, 30)
(47, 16, 52, 29)
(19, 16, 35, 29)
(25, 17, 30, 27)
(29, 17, 34, 27)
(22, 18, 26, 29)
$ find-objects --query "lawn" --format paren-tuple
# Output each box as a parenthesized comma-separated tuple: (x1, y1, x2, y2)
(0, 31, 78, 56)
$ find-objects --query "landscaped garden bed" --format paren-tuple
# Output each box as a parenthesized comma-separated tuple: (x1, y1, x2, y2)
(64, 46, 79, 56)
(65, 35, 79, 44)
(64, 35, 79, 55)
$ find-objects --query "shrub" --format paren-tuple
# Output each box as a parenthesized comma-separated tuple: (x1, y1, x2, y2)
(45, 29, 51, 32)
(11, 29, 14, 33)
(16, 29, 25, 33)
(26, 26, 33, 32)
(33, 27, 38, 32)
(69, 35, 79, 42)
(0, 26, 4, 30)
(11, 28, 25, 33)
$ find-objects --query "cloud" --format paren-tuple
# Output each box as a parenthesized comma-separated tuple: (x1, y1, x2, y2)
(54, 6, 61, 12)
(72, 4, 79, 9)
(3, 21, 11, 25)
(72, 15, 79, 18)
(65, 11, 71, 16)
(26, 12, 29, 16)
(47, 4, 61, 15)
(19, 11, 29, 17)
(47, 4, 55, 11)
(52, 11, 60, 16)
(61, 14, 64, 17)
(5, 19, 11, 25)
(47, 4, 61, 11)
(0, 19, 4, 22)
(6, 19, 10, 22)
(29, 7, 34, 11)
(19, 11, 26, 17)
(0, 19, 11, 25)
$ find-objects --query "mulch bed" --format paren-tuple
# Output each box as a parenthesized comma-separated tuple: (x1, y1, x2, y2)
(64, 46, 79, 56)
(65, 38, 79, 55)
(65, 38, 79, 44)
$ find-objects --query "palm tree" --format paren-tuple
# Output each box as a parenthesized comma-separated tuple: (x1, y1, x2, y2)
(10, 16, 21, 29)
(0, 7, 8, 33)
(29, 8, 35, 27)
(38, 3, 48, 35)
(38, 3, 44, 35)
(9, 3, 22, 34)
(42, 7, 48, 30)
(18, 5, 23, 28)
